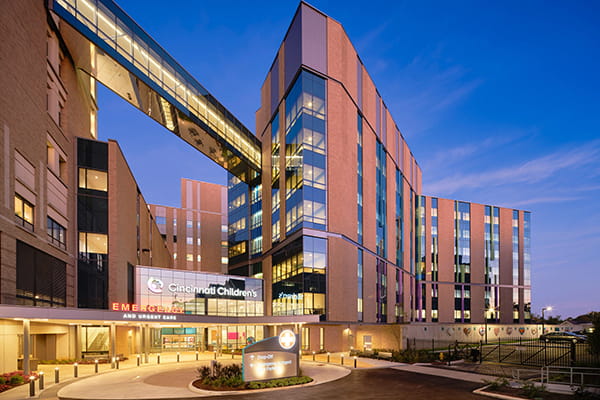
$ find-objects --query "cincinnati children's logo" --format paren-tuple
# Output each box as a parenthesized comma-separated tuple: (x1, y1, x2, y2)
(278, 329, 296, 350)
(147, 277, 164, 294)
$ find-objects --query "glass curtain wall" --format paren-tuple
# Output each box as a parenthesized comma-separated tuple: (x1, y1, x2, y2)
(272, 236, 326, 316)
(430, 198, 439, 322)
(415, 195, 425, 321)
(512, 210, 520, 322)
(484, 206, 500, 322)
(454, 201, 471, 322)
(284, 70, 327, 233)
(524, 212, 532, 322)
(272, 113, 281, 244)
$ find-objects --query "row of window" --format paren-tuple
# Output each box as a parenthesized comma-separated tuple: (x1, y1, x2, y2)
(15, 195, 67, 249)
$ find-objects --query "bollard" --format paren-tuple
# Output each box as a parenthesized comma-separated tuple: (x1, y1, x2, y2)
(29, 376, 35, 397)
(341, 355, 344, 366)
(95, 359, 99, 373)
(137, 355, 141, 367)
(177, 352, 180, 363)
(116, 357, 120, 369)
(327, 352, 330, 363)
(312, 351, 316, 361)
(39, 371, 44, 390)
(74, 362, 78, 378)
(196, 351, 199, 361)
(213, 350, 217, 360)
(354, 356, 357, 368)
(54, 367, 59, 384)
(231, 350, 234, 359)
(111, 357, 115, 369)
(157, 354, 161, 364)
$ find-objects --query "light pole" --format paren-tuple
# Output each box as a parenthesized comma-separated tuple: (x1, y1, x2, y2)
(541, 306, 553, 335)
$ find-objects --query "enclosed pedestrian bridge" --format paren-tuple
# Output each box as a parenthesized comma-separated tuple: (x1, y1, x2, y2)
(51, 0, 261, 181)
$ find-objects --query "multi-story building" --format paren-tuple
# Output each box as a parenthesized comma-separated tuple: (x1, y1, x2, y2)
(149, 179, 228, 274)
(229, 2, 532, 349)
(0, 0, 533, 374)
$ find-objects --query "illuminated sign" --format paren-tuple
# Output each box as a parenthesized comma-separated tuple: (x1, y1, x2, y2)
(278, 292, 303, 300)
(111, 302, 184, 314)
(167, 283, 257, 298)
(147, 277, 164, 294)
(122, 313, 177, 321)
(242, 330, 299, 382)
(278, 330, 296, 350)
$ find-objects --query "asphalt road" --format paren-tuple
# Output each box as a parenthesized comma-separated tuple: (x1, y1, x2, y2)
(205, 369, 488, 400)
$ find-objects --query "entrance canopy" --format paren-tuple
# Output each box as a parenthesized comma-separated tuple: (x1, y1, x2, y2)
(0, 304, 318, 326)
(50, 0, 261, 181)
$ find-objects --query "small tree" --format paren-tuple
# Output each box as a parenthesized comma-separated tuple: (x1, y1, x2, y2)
(588, 312, 600, 357)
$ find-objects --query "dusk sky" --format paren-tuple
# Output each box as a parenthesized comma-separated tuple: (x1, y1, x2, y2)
(97, 1, 600, 319)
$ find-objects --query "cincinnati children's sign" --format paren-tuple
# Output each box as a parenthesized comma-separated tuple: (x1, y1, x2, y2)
(242, 330, 299, 382)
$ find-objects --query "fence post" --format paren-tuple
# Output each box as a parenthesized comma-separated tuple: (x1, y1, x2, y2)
(432, 338, 435, 354)
(406, 338, 410, 350)
(479, 340, 483, 364)
(448, 344, 451, 366)
(413, 338, 416, 349)
(498, 337, 501, 363)
(570, 342, 576, 366)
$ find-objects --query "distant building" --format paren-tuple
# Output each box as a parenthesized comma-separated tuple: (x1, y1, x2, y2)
(149, 179, 228, 274)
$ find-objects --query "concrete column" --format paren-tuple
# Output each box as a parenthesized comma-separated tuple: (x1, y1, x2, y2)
(23, 319, 30, 375)
(75, 325, 82, 360)
(135, 325, 142, 355)
(110, 323, 116, 360)
(142, 324, 149, 363)
(217, 326, 222, 356)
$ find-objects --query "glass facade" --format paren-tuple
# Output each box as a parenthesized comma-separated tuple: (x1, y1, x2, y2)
(77, 138, 109, 309)
(430, 198, 438, 322)
(395, 169, 403, 267)
(376, 141, 386, 257)
(454, 201, 471, 322)
(484, 206, 500, 322)
(357, 249, 363, 321)
(415, 195, 425, 320)
(524, 211, 532, 322)
(272, 236, 326, 316)
(284, 70, 327, 233)
(135, 266, 263, 316)
(227, 174, 250, 266)
(512, 210, 520, 322)
(271, 112, 281, 244)
(376, 260, 387, 323)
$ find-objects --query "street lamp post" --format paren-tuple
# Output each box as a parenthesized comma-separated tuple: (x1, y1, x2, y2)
(541, 306, 553, 336)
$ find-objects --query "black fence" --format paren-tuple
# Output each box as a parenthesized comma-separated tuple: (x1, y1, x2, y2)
(411, 337, 600, 367)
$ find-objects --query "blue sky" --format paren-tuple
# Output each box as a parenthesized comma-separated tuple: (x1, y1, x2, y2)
(97, 1, 600, 318)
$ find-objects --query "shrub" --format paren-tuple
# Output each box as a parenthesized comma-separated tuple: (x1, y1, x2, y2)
(197, 366, 211, 380)
(484, 377, 509, 390)
(9, 375, 24, 385)
(0, 377, 5, 385)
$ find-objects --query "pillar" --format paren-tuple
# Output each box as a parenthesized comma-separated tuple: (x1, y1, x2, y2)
(23, 319, 30, 375)
(110, 323, 116, 360)
(75, 325, 82, 360)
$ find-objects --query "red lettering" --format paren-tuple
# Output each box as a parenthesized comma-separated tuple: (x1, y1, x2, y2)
(141, 305, 147, 312)
(132, 304, 139, 311)
(112, 302, 119, 311)
(120, 303, 130, 311)
(148, 305, 156, 312)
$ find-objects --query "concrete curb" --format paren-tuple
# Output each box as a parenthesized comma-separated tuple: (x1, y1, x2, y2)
(472, 385, 527, 400)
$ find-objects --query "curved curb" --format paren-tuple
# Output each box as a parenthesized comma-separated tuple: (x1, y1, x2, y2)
(472, 385, 528, 400)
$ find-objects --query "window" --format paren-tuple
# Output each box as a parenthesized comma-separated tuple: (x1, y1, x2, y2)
(47, 217, 66, 249)
(186, 253, 193, 262)
(155, 216, 166, 225)
(221, 257, 228, 264)
(78, 168, 108, 191)
(186, 220, 193, 228)
(196, 254, 201, 262)
(79, 232, 107, 256)
(15, 195, 34, 231)
(186, 237, 193, 245)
